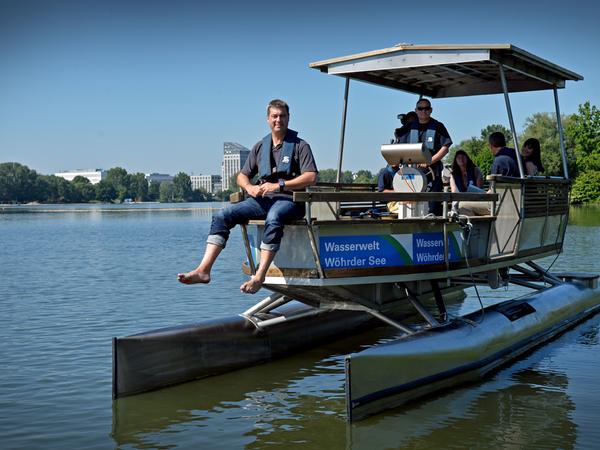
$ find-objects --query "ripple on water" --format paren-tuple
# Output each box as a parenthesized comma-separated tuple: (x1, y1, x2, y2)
(2, 205, 600, 449)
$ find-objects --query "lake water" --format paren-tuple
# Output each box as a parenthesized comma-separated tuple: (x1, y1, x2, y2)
(1, 203, 599, 449)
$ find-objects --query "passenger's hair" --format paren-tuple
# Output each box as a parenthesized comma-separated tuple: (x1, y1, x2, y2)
(451, 150, 477, 175)
(488, 131, 506, 148)
(267, 99, 289, 115)
(416, 98, 432, 108)
(400, 111, 418, 125)
(523, 137, 544, 173)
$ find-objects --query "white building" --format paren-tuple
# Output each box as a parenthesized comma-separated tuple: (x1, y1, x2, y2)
(145, 173, 173, 185)
(190, 174, 222, 193)
(221, 142, 250, 191)
(54, 169, 107, 184)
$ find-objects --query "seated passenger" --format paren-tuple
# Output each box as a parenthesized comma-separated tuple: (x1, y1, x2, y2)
(377, 164, 400, 213)
(377, 164, 397, 193)
(449, 150, 484, 193)
(455, 132, 520, 216)
(521, 137, 544, 176)
(393, 111, 418, 143)
(489, 131, 520, 177)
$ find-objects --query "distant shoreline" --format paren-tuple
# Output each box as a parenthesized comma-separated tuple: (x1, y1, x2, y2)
(0, 202, 225, 213)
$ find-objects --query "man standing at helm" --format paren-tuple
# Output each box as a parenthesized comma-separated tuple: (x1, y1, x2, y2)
(396, 98, 452, 216)
(178, 99, 318, 293)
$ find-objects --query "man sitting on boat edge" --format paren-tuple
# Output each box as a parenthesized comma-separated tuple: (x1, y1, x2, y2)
(177, 99, 318, 293)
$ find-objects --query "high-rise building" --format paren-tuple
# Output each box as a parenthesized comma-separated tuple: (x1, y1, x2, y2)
(54, 169, 107, 184)
(221, 142, 250, 191)
(145, 173, 173, 185)
(190, 175, 222, 193)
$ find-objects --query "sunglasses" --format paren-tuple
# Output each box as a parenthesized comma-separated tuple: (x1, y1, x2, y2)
(416, 106, 431, 111)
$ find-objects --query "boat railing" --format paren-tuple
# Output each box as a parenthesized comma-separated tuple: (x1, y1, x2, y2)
(487, 175, 570, 260)
(235, 177, 568, 280)
(293, 189, 496, 222)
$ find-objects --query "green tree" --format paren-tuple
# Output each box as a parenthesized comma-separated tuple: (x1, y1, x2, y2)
(521, 112, 575, 176)
(39, 175, 75, 203)
(105, 167, 131, 201)
(147, 181, 160, 201)
(317, 168, 353, 183)
(71, 176, 96, 202)
(480, 124, 512, 147)
(172, 172, 192, 202)
(216, 173, 241, 200)
(229, 173, 240, 191)
(0, 162, 39, 203)
(158, 181, 174, 203)
(353, 169, 377, 184)
(565, 101, 600, 174)
(129, 173, 148, 202)
(95, 180, 116, 202)
(571, 171, 600, 204)
(192, 188, 211, 202)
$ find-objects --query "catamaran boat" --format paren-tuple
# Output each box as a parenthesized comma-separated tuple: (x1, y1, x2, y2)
(113, 44, 600, 422)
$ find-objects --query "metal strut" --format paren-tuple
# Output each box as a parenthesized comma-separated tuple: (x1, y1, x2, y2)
(431, 280, 448, 322)
(509, 262, 563, 288)
(361, 307, 415, 335)
(241, 294, 330, 330)
(400, 283, 440, 327)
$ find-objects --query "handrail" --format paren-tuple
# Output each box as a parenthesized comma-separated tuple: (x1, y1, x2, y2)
(486, 175, 571, 185)
(293, 191, 497, 203)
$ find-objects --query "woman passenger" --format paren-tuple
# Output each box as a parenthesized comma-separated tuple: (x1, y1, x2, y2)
(450, 150, 484, 193)
(521, 138, 544, 176)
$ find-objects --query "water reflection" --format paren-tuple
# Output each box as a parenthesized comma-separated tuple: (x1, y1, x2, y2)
(3, 203, 598, 448)
(111, 316, 600, 449)
(111, 328, 393, 449)
(0, 202, 224, 216)
(348, 347, 578, 450)
(569, 204, 600, 226)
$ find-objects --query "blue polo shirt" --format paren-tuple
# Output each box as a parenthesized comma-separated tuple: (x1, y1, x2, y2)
(491, 147, 520, 177)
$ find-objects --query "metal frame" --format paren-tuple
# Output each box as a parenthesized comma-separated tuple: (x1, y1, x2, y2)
(239, 42, 582, 363)
(240, 260, 572, 332)
(498, 63, 525, 178)
(310, 44, 582, 182)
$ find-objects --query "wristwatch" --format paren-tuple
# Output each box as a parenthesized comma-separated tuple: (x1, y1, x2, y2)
(278, 179, 286, 192)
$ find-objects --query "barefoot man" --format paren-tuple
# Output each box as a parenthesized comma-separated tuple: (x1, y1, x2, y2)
(178, 99, 318, 293)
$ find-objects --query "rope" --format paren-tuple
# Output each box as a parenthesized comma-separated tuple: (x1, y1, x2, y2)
(447, 211, 486, 326)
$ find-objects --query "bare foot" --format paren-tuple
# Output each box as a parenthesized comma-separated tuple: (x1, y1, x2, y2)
(240, 276, 264, 294)
(177, 270, 210, 285)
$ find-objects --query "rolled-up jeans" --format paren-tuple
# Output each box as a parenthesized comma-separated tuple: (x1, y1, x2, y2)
(207, 196, 305, 252)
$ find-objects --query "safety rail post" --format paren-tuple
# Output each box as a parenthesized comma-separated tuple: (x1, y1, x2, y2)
(336, 77, 350, 183)
(498, 64, 525, 179)
(553, 87, 569, 179)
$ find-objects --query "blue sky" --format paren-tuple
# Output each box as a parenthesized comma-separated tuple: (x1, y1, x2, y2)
(1, 0, 598, 177)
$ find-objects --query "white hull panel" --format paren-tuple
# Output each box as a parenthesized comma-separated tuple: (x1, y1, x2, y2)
(346, 283, 600, 421)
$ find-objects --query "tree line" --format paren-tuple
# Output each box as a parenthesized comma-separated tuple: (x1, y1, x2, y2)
(449, 101, 600, 204)
(2, 102, 598, 204)
(316, 101, 599, 204)
(0, 166, 217, 204)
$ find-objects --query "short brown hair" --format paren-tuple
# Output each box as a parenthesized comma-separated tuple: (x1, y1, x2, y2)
(267, 99, 289, 115)
(488, 131, 506, 148)
(416, 98, 432, 109)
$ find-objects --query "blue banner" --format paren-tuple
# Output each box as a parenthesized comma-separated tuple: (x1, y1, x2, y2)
(319, 232, 463, 270)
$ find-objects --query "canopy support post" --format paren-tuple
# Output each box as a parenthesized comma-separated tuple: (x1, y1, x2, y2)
(553, 87, 569, 179)
(498, 64, 525, 178)
(336, 77, 350, 183)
